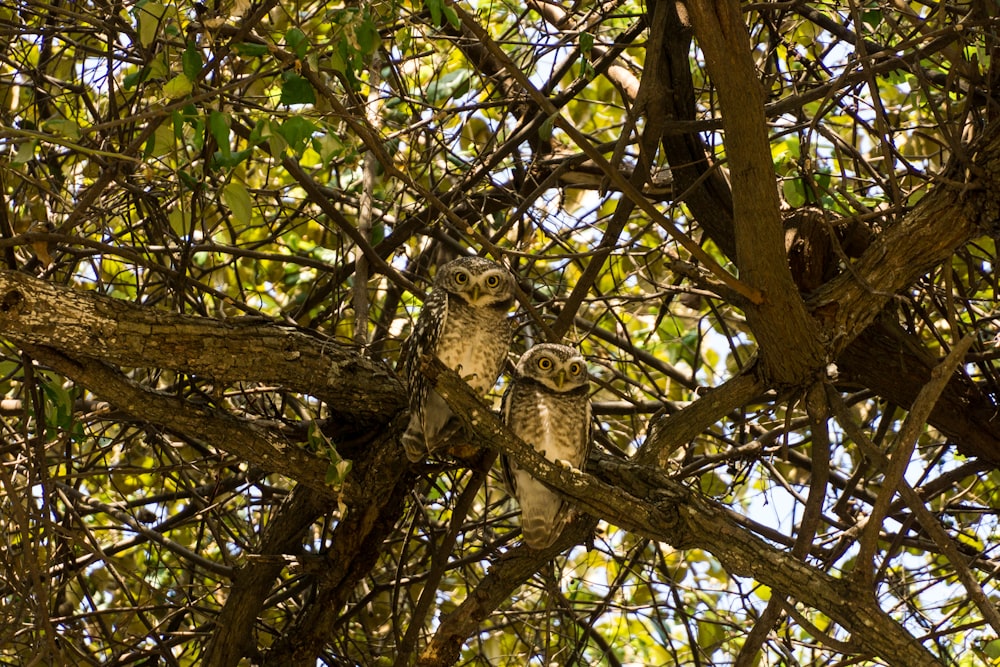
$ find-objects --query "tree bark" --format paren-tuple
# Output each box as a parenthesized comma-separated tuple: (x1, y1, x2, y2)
(684, 0, 827, 385)
(0, 270, 404, 427)
(422, 355, 941, 667)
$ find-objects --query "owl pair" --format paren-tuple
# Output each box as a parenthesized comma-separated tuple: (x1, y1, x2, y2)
(401, 257, 590, 550)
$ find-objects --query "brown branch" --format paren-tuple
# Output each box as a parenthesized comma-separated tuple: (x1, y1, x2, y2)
(0, 270, 405, 426)
(838, 319, 1000, 464)
(736, 383, 833, 665)
(684, 0, 825, 385)
(422, 354, 940, 667)
(638, 369, 765, 467)
(396, 457, 495, 667)
(203, 486, 327, 667)
(810, 143, 1000, 352)
(23, 345, 338, 497)
(417, 518, 596, 666)
(447, 0, 763, 306)
(855, 336, 975, 586)
(259, 425, 416, 666)
(549, 0, 669, 339)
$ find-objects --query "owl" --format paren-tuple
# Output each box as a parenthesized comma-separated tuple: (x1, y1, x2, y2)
(400, 256, 516, 462)
(501, 344, 591, 550)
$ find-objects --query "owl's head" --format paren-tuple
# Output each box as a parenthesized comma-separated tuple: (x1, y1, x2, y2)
(515, 343, 589, 392)
(435, 257, 515, 308)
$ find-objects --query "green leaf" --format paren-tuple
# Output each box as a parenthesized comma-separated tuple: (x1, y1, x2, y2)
(285, 27, 309, 58)
(579, 32, 594, 56)
(222, 181, 253, 226)
(144, 121, 175, 158)
(356, 17, 379, 54)
(280, 72, 316, 106)
(425, 0, 442, 26)
(211, 148, 253, 169)
(247, 118, 267, 146)
(782, 177, 807, 208)
(123, 68, 147, 90)
(182, 41, 203, 80)
(167, 206, 187, 235)
(539, 114, 555, 141)
(325, 459, 353, 486)
(442, 6, 460, 29)
(277, 116, 316, 154)
(39, 374, 75, 432)
(135, 1, 165, 48)
(162, 74, 193, 99)
(208, 110, 231, 157)
(426, 69, 470, 103)
(234, 42, 269, 57)
(13, 140, 36, 164)
(42, 118, 80, 141)
(983, 639, 1000, 659)
(178, 170, 199, 191)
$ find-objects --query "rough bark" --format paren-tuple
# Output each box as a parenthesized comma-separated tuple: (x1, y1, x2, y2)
(684, 0, 827, 385)
(0, 270, 405, 427)
(422, 354, 940, 667)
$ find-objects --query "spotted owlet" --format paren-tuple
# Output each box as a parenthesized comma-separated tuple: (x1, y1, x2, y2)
(400, 256, 516, 462)
(501, 343, 591, 550)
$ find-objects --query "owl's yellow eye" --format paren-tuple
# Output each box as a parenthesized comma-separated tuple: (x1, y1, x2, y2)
(569, 362, 583, 375)
(537, 356, 553, 371)
(453, 270, 469, 285)
(485, 274, 501, 288)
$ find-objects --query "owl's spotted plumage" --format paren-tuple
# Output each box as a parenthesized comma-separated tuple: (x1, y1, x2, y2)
(401, 257, 515, 462)
(502, 343, 591, 550)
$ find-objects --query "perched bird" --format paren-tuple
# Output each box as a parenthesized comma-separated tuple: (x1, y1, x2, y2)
(502, 343, 591, 550)
(400, 256, 515, 462)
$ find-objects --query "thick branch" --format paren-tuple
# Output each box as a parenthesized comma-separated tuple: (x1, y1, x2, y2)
(417, 518, 596, 666)
(24, 345, 338, 496)
(638, 369, 765, 467)
(684, 0, 825, 385)
(203, 487, 327, 667)
(260, 424, 416, 666)
(423, 355, 940, 667)
(0, 270, 404, 425)
(839, 319, 1000, 464)
(811, 151, 1000, 351)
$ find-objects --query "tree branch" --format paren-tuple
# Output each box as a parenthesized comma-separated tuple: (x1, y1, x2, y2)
(0, 270, 405, 426)
(684, 0, 826, 385)
(23, 345, 339, 497)
(422, 354, 940, 667)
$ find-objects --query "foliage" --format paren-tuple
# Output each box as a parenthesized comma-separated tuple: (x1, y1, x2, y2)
(0, 0, 999, 665)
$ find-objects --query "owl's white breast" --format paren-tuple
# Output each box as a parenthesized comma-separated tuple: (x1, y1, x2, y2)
(510, 386, 588, 466)
(436, 301, 509, 395)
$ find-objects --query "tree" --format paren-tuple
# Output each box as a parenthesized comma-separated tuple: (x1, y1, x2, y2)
(1, 0, 999, 664)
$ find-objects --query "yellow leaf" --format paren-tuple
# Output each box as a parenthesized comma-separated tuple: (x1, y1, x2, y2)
(162, 74, 192, 99)
(136, 2, 166, 48)
(222, 181, 253, 226)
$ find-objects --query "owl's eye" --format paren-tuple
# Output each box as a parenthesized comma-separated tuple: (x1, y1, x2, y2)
(485, 274, 501, 288)
(453, 270, 469, 285)
(569, 362, 583, 375)
(537, 356, 553, 371)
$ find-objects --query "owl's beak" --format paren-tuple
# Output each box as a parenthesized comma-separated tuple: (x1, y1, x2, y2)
(471, 285, 481, 303)
(554, 370, 566, 389)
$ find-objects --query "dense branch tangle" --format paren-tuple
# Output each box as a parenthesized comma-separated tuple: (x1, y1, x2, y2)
(0, 0, 999, 666)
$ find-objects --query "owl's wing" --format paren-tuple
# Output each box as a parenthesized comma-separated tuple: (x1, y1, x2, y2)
(402, 288, 448, 382)
(400, 288, 449, 462)
(580, 393, 593, 467)
(499, 380, 518, 495)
